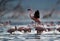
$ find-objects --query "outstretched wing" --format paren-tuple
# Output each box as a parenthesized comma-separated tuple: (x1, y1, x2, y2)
(34, 10, 40, 18)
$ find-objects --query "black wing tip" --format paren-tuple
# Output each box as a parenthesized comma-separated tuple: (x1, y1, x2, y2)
(34, 10, 40, 18)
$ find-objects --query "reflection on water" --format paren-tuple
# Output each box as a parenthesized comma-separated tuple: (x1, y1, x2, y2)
(34, 34, 40, 39)
(0, 33, 60, 41)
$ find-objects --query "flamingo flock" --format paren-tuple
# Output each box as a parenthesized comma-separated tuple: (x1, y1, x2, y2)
(7, 26, 31, 34)
(7, 23, 60, 34)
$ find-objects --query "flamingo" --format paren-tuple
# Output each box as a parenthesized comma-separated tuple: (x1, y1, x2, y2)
(18, 27, 31, 33)
(7, 26, 17, 34)
(35, 27, 46, 34)
(27, 9, 40, 24)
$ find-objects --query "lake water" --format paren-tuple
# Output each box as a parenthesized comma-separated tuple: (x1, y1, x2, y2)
(0, 23, 60, 41)
(0, 32, 60, 41)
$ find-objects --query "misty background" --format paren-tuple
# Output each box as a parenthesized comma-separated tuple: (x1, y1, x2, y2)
(0, 0, 60, 23)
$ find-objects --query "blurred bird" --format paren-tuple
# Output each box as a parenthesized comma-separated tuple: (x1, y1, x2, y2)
(43, 8, 55, 19)
(42, 0, 60, 19)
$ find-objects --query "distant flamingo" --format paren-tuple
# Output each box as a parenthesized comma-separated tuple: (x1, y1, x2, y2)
(17, 27, 24, 32)
(7, 26, 17, 34)
(47, 28, 52, 31)
(35, 27, 46, 34)
(23, 27, 31, 33)
(57, 27, 60, 32)
(18, 27, 31, 33)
